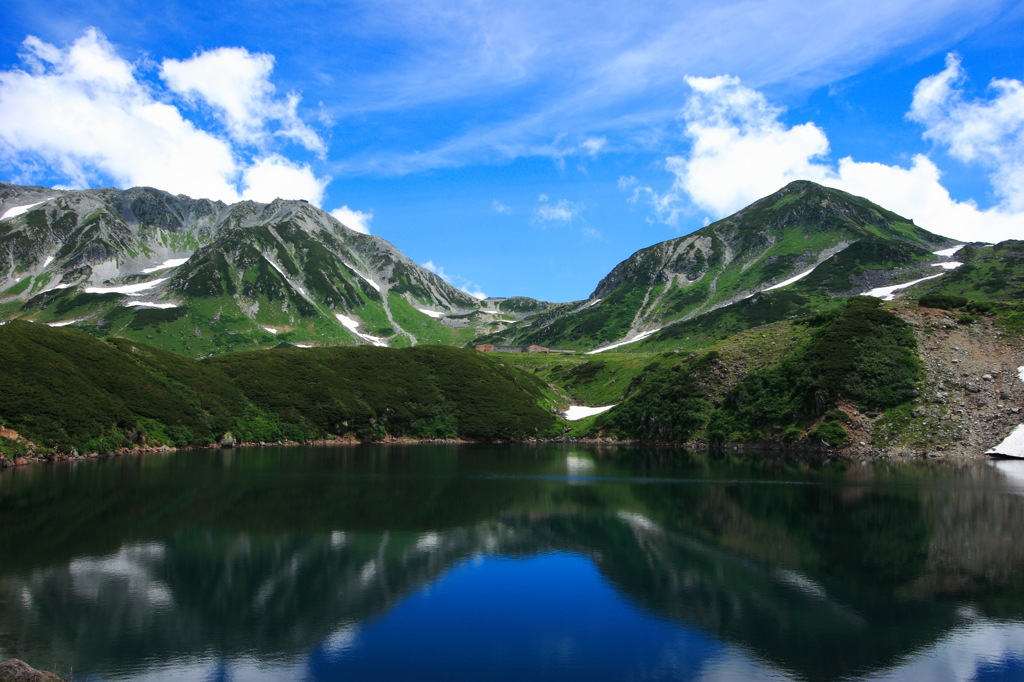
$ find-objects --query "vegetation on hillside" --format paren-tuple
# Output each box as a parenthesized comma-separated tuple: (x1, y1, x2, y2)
(0, 321, 559, 454)
(588, 298, 922, 447)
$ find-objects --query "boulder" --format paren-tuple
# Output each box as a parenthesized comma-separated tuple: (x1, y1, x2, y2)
(0, 659, 64, 682)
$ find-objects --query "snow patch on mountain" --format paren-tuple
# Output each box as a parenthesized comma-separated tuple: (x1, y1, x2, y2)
(1, 201, 46, 220)
(417, 308, 444, 319)
(587, 328, 662, 354)
(764, 266, 818, 291)
(85, 278, 169, 296)
(988, 425, 1024, 458)
(123, 301, 178, 309)
(864, 274, 946, 300)
(335, 313, 387, 347)
(564, 405, 616, 420)
(141, 258, 189, 274)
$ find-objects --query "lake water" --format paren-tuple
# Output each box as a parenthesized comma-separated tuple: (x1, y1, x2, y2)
(3, 444, 1024, 681)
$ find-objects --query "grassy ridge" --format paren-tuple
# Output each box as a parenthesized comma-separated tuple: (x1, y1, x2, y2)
(0, 321, 559, 453)
(589, 298, 922, 446)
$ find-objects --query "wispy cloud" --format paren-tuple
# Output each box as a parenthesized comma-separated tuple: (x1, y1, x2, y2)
(321, 0, 1008, 174)
(628, 58, 1024, 243)
(492, 199, 512, 214)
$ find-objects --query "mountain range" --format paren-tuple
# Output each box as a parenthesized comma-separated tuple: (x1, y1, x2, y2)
(0, 182, 531, 356)
(2, 179, 1022, 458)
(1, 179, 972, 357)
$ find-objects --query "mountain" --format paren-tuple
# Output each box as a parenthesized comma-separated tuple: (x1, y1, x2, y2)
(0, 183, 532, 356)
(474, 181, 959, 351)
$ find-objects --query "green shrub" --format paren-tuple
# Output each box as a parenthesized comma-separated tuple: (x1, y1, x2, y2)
(918, 294, 968, 310)
(809, 421, 849, 447)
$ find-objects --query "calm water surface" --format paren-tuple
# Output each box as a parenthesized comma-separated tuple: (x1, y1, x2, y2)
(2, 444, 1024, 681)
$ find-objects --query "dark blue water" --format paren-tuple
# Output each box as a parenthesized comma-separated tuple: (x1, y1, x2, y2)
(2, 444, 1024, 681)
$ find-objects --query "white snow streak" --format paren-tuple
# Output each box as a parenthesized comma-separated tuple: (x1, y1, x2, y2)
(122, 301, 178, 309)
(356, 271, 380, 292)
(764, 266, 817, 291)
(46, 318, 84, 327)
(417, 308, 445, 319)
(564, 405, 616, 420)
(141, 258, 189, 274)
(1018, 366, 1024, 383)
(335, 313, 387, 347)
(587, 328, 662, 354)
(933, 245, 965, 258)
(931, 262, 964, 270)
(863, 273, 946, 301)
(265, 256, 309, 296)
(36, 282, 76, 295)
(43, 256, 54, 267)
(988, 425, 1024, 458)
(84, 278, 168, 295)
(1, 201, 46, 220)
(262, 326, 278, 334)
(294, 343, 313, 348)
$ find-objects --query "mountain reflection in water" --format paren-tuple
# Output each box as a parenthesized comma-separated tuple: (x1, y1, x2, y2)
(1, 445, 1024, 681)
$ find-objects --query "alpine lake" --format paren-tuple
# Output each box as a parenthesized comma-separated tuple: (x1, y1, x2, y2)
(3, 444, 1024, 682)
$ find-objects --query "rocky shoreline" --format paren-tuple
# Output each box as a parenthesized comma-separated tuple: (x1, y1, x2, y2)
(0, 432, 1003, 473)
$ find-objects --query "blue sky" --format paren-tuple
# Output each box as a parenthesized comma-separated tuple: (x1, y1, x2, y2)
(1, 0, 1022, 302)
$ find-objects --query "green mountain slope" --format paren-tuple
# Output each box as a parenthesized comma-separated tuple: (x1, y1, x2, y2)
(586, 297, 922, 447)
(915, 240, 1024, 301)
(474, 181, 957, 351)
(0, 183, 524, 356)
(0, 321, 559, 453)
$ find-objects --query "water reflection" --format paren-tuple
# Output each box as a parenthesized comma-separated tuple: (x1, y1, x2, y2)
(1, 445, 1024, 680)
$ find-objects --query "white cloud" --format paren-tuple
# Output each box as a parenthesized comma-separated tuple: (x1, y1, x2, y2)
(536, 196, 582, 223)
(0, 29, 240, 200)
(492, 199, 512, 214)
(669, 74, 832, 218)
(330, 205, 373, 234)
(241, 155, 328, 205)
(909, 52, 1024, 211)
(422, 260, 487, 299)
(161, 47, 325, 154)
(580, 136, 607, 155)
(0, 28, 329, 205)
(636, 63, 1024, 243)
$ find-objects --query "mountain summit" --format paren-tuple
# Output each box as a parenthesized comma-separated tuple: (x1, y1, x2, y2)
(475, 181, 959, 351)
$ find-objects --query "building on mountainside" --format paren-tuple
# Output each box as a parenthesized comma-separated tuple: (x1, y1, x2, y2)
(474, 343, 575, 354)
